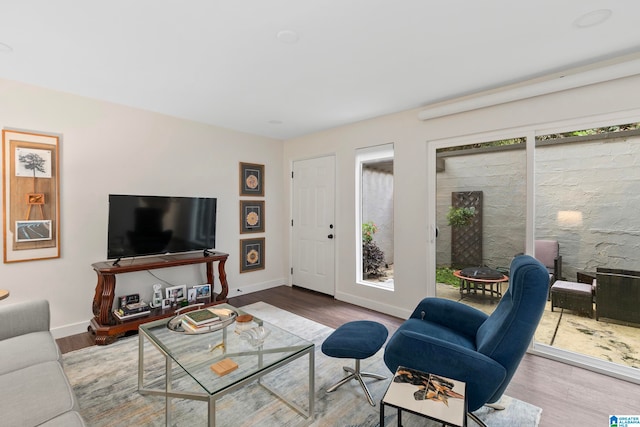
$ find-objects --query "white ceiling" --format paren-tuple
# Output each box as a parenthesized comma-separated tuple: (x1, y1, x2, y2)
(1, 1, 639, 140)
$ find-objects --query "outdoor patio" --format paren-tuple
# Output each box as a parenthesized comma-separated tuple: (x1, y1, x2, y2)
(436, 282, 640, 370)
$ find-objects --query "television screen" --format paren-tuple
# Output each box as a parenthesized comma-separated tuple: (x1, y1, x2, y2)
(107, 194, 217, 259)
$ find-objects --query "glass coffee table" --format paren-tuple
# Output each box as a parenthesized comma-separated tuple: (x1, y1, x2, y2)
(138, 304, 315, 426)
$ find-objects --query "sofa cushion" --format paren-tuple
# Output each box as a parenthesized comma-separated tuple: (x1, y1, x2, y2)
(0, 331, 61, 375)
(38, 411, 86, 427)
(0, 361, 78, 426)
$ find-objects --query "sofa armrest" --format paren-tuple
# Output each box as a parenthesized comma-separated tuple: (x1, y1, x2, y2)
(410, 297, 488, 338)
(0, 300, 50, 341)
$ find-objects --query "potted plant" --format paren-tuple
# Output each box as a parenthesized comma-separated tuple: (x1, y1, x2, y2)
(446, 206, 476, 227)
(362, 221, 385, 278)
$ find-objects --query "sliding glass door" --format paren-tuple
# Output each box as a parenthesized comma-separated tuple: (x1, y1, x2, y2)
(433, 137, 526, 317)
(427, 120, 640, 381)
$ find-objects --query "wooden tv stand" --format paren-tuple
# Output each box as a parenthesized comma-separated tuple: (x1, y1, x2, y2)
(89, 251, 229, 345)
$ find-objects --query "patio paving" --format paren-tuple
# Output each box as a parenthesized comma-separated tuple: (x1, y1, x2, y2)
(436, 282, 640, 370)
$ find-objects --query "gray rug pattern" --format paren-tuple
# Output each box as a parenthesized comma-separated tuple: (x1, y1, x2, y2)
(63, 302, 541, 426)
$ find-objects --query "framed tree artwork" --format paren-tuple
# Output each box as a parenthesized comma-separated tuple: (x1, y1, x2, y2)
(240, 200, 265, 234)
(239, 162, 264, 197)
(2, 130, 60, 263)
(240, 237, 265, 273)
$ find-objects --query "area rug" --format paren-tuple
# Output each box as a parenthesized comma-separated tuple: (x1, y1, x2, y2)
(63, 302, 542, 426)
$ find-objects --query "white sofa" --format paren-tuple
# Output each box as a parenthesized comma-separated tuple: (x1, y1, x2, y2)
(0, 300, 86, 426)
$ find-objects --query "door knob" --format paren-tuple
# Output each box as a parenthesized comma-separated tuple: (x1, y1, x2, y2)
(328, 234, 334, 239)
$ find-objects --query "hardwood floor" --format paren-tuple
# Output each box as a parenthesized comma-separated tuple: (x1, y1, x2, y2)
(58, 285, 639, 426)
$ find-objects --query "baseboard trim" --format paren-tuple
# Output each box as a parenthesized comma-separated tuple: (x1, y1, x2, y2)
(334, 291, 411, 319)
(51, 321, 91, 339)
(226, 278, 285, 299)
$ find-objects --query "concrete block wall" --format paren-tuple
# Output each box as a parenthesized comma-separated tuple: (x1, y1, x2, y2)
(362, 168, 394, 264)
(436, 135, 640, 279)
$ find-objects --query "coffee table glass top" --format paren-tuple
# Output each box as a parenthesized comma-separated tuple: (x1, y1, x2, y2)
(139, 304, 313, 395)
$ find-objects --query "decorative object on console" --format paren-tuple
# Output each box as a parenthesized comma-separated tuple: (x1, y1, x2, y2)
(239, 200, 265, 233)
(187, 288, 196, 303)
(119, 293, 140, 308)
(2, 129, 60, 263)
(192, 283, 211, 302)
(239, 162, 264, 197)
(165, 285, 187, 302)
(151, 284, 163, 308)
(240, 237, 265, 273)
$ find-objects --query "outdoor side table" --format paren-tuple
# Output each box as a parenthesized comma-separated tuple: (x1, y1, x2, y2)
(454, 268, 509, 300)
(380, 366, 467, 427)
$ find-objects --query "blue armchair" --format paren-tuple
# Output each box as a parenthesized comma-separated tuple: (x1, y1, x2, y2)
(383, 255, 548, 422)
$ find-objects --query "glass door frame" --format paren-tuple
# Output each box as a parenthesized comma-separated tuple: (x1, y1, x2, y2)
(426, 111, 640, 384)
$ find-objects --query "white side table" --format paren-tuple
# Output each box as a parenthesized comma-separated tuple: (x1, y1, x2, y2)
(380, 366, 467, 427)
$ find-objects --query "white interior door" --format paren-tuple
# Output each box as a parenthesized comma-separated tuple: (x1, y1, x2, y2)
(292, 156, 336, 295)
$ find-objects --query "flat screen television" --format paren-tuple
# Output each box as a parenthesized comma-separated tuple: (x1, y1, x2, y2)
(107, 194, 217, 260)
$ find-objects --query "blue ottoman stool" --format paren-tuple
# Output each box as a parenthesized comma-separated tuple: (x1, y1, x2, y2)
(321, 320, 388, 406)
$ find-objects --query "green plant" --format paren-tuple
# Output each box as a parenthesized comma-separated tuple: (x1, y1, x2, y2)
(362, 221, 377, 243)
(446, 206, 476, 227)
(363, 240, 385, 277)
(436, 266, 459, 287)
(362, 221, 385, 277)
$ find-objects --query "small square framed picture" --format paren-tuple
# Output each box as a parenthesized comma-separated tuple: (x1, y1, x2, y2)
(239, 162, 264, 197)
(240, 237, 265, 273)
(240, 200, 265, 233)
(193, 284, 211, 299)
(165, 285, 187, 301)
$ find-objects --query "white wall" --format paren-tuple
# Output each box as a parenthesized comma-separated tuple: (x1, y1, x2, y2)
(0, 78, 286, 337)
(283, 74, 640, 319)
(3, 72, 639, 334)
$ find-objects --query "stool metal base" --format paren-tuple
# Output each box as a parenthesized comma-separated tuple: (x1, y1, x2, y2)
(326, 359, 386, 406)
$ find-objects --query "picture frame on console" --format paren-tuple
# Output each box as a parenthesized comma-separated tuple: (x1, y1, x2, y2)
(187, 288, 197, 303)
(193, 284, 211, 302)
(239, 162, 264, 197)
(165, 285, 187, 302)
(2, 130, 60, 263)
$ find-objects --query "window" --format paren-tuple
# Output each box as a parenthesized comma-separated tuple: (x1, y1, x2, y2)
(356, 144, 394, 289)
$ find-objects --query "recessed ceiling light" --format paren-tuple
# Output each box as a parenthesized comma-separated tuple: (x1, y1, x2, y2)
(276, 30, 299, 44)
(0, 42, 13, 53)
(573, 9, 612, 28)
(268, 120, 283, 125)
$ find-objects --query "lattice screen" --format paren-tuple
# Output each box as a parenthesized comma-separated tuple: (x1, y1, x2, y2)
(451, 191, 483, 268)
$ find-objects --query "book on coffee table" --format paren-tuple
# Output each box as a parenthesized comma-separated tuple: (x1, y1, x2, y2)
(184, 309, 220, 326)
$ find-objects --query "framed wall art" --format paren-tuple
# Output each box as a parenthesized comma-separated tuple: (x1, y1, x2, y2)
(2, 130, 60, 263)
(239, 162, 264, 197)
(240, 237, 265, 273)
(240, 200, 265, 234)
